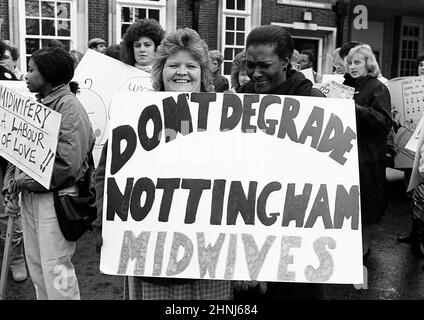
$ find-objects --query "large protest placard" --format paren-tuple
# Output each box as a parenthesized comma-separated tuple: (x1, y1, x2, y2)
(72, 49, 153, 166)
(0, 83, 61, 189)
(386, 76, 424, 167)
(0, 81, 36, 99)
(100, 91, 363, 284)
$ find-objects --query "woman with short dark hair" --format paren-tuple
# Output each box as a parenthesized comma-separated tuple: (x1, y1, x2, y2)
(208, 49, 229, 92)
(235, 24, 324, 301)
(4, 47, 95, 299)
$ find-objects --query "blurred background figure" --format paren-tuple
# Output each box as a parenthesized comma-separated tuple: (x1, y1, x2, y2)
(332, 47, 345, 75)
(208, 49, 229, 92)
(290, 49, 300, 70)
(120, 18, 165, 73)
(298, 49, 322, 82)
(88, 38, 107, 54)
(0, 40, 27, 284)
(1, 41, 24, 80)
(70, 49, 84, 69)
(46, 39, 65, 49)
(230, 50, 249, 92)
(105, 44, 121, 61)
(417, 54, 424, 76)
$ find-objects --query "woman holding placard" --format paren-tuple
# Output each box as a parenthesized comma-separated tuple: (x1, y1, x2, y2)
(235, 24, 325, 301)
(120, 18, 165, 73)
(3, 47, 95, 299)
(397, 54, 424, 256)
(343, 44, 392, 261)
(94, 28, 232, 300)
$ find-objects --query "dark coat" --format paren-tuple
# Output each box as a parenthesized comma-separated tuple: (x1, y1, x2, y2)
(213, 74, 229, 92)
(343, 74, 393, 225)
(0, 65, 17, 81)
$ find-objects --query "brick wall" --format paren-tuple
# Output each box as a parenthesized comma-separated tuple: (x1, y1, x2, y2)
(177, 0, 193, 30)
(198, 0, 218, 49)
(0, 0, 9, 41)
(88, 0, 109, 43)
(262, 0, 337, 27)
(176, 0, 218, 50)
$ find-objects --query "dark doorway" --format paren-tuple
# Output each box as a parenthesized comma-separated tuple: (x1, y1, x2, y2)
(293, 37, 319, 55)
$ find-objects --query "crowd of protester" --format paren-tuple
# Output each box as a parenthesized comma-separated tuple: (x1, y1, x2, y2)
(0, 17, 424, 301)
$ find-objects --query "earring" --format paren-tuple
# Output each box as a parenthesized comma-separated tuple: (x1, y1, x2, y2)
(282, 64, 287, 72)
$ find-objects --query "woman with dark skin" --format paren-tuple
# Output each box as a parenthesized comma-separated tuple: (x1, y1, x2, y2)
(235, 25, 325, 300)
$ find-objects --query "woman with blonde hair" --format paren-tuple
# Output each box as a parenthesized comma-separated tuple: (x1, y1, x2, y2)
(343, 44, 392, 263)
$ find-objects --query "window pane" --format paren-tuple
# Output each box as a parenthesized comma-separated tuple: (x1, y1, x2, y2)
(235, 48, 243, 56)
(403, 26, 408, 36)
(26, 38, 40, 54)
(61, 40, 70, 51)
(42, 19, 55, 36)
(148, 9, 159, 21)
(58, 20, 70, 36)
(236, 18, 245, 31)
(224, 48, 233, 60)
(121, 24, 130, 38)
(41, 1, 55, 18)
(236, 0, 245, 10)
(226, 0, 235, 10)
(225, 32, 234, 45)
(26, 19, 40, 35)
(236, 32, 244, 45)
(57, 2, 70, 19)
(135, 8, 146, 20)
(26, 0, 40, 17)
(122, 7, 133, 22)
(224, 61, 232, 75)
(226, 17, 234, 30)
(415, 27, 419, 37)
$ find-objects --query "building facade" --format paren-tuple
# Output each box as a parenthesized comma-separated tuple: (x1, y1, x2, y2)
(1, 0, 422, 79)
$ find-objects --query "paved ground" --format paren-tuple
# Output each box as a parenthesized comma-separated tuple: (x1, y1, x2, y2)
(1, 169, 424, 300)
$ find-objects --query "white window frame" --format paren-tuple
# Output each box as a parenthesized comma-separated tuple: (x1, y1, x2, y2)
(18, 0, 78, 73)
(221, 0, 252, 76)
(115, 0, 166, 43)
(398, 23, 421, 77)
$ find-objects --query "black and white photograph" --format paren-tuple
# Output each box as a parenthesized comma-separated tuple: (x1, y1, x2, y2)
(0, 0, 423, 309)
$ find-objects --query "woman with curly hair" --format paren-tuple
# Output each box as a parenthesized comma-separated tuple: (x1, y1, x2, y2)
(230, 50, 249, 92)
(208, 49, 229, 92)
(120, 18, 165, 73)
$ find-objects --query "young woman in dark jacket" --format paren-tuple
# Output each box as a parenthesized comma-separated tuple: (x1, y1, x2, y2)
(343, 44, 393, 262)
(234, 25, 325, 301)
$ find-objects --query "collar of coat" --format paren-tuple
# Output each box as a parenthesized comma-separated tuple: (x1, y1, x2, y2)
(36, 84, 72, 104)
